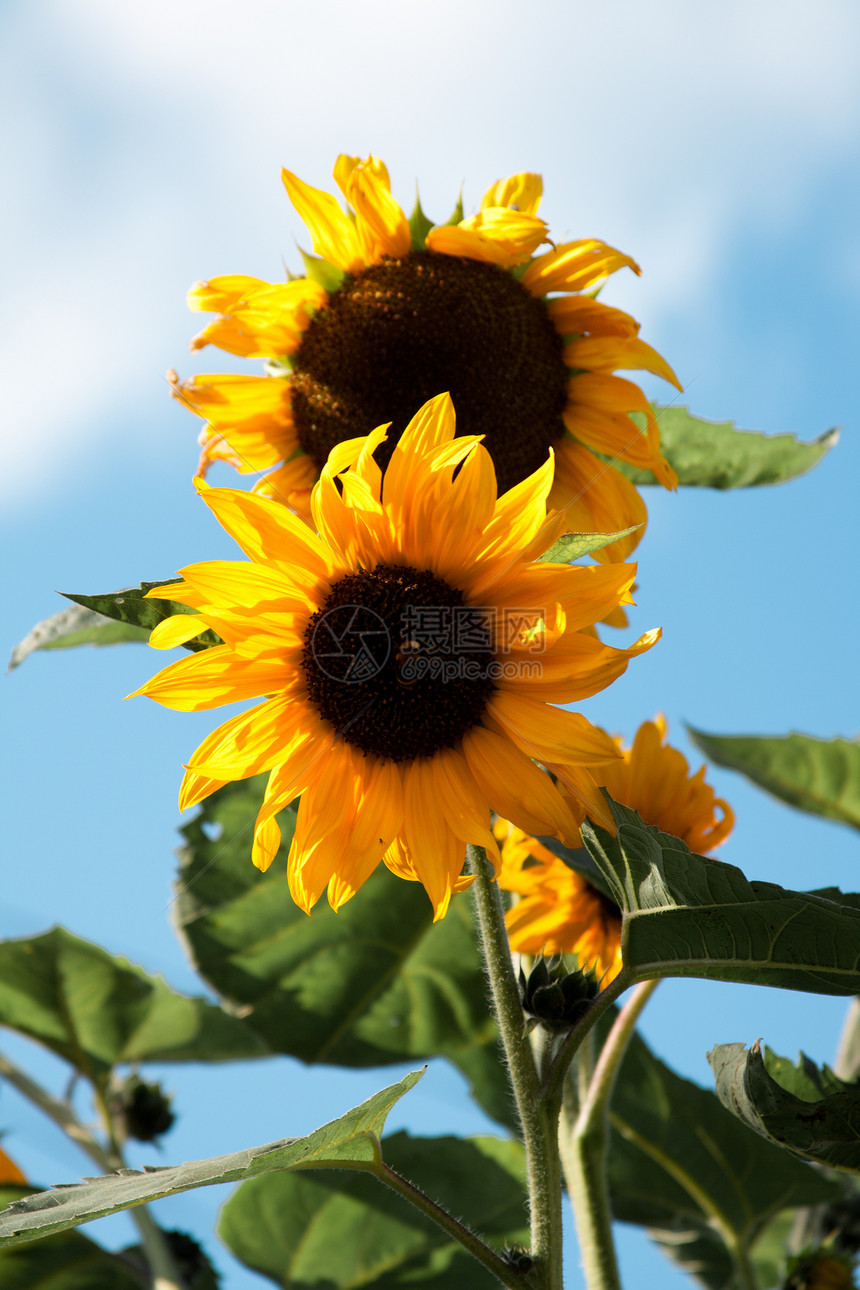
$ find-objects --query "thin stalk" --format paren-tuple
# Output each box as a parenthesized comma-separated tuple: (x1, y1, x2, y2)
(541, 970, 631, 1108)
(0, 1050, 187, 1290)
(558, 980, 658, 1290)
(375, 1161, 534, 1290)
(466, 844, 562, 1290)
(725, 1235, 759, 1290)
(559, 1104, 620, 1290)
(577, 980, 658, 1132)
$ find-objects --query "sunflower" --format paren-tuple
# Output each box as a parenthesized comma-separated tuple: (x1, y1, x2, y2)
(0, 1146, 25, 1185)
(131, 394, 658, 920)
(171, 155, 680, 567)
(498, 716, 734, 978)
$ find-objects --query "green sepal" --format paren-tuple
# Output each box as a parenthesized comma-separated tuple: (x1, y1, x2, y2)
(0, 1072, 424, 1247)
(689, 729, 860, 832)
(8, 605, 149, 670)
(218, 1131, 528, 1289)
(710, 1042, 860, 1175)
(538, 525, 641, 563)
(0, 927, 267, 1083)
(409, 192, 435, 250)
(299, 247, 345, 294)
(612, 405, 837, 488)
(605, 1027, 839, 1290)
(263, 357, 293, 378)
(0, 1186, 143, 1288)
(62, 582, 222, 651)
(582, 798, 860, 995)
(444, 192, 464, 226)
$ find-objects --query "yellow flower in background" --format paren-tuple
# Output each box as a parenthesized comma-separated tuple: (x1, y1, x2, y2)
(0, 1145, 26, 1184)
(131, 395, 658, 921)
(172, 155, 681, 565)
(498, 716, 734, 979)
(499, 824, 624, 981)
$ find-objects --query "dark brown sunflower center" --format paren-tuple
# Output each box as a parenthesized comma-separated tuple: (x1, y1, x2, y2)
(291, 251, 569, 495)
(301, 564, 496, 761)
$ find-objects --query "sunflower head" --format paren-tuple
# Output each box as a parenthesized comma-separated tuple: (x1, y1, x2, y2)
(173, 154, 681, 565)
(131, 394, 658, 921)
(498, 822, 624, 982)
(498, 717, 734, 974)
(596, 714, 734, 853)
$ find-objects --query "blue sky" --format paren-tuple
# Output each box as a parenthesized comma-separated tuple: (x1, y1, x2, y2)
(2, 2, 860, 1286)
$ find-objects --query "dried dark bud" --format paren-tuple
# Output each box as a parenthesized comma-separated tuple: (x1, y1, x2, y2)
(784, 1250, 857, 1290)
(164, 1230, 221, 1290)
(519, 956, 599, 1031)
(502, 1244, 535, 1273)
(123, 1229, 220, 1290)
(112, 1076, 175, 1142)
(824, 1197, 860, 1256)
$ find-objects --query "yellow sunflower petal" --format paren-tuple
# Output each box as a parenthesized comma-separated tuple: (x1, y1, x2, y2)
(564, 337, 682, 391)
(130, 645, 294, 712)
(426, 209, 547, 268)
(282, 168, 366, 273)
(487, 692, 622, 767)
(549, 441, 647, 563)
(402, 760, 468, 921)
(522, 240, 641, 296)
(184, 692, 310, 780)
(481, 172, 543, 216)
(498, 628, 660, 702)
(199, 484, 339, 584)
(187, 276, 268, 313)
(546, 296, 640, 339)
(148, 614, 208, 650)
(343, 160, 411, 260)
(462, 726, 580, 846)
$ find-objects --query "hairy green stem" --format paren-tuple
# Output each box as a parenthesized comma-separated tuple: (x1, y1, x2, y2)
(375, 1161, 534, 1290)
(577, 980, 658, 1132)
(466, 845, 562, 1290)
(541, 970, 632, 1108)
(558, 981, 658, 1290)
(0, 1050, 187, 1290)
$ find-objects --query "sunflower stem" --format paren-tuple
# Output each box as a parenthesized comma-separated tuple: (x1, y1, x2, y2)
(0, 1050, 187, 1290)
(466, 844, 563, 1290)
(558, 980, 659, 1290)
(374, 1161, 534, 1290)
(541, 969, 631, 1108)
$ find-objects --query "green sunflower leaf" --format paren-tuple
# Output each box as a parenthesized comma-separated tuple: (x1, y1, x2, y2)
(409, 194, 435, 250)
(218, 1131, 528, 1289)
(688, 729, 860, 832)
(0, 1071, 424, 1248)
(0, 1186, 143, 1288)
(61, 582, 222, 651)
(615, 405, 837, 488)
(538, 526, 641, 564)
(582, 799, 860, 994)
(0, 928, 267, 1083)
(8, 605, 150, 670)
(606, 1028, 837, 1290)
(174, 778, 514, 1126)
(710, 1043, 860, 1175)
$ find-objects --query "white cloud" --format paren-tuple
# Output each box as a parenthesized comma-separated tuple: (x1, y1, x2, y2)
(2, 0, 857, 507)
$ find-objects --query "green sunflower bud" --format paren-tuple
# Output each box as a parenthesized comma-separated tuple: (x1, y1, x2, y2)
(519, 956, 600, 1031)
(111, 1076, 175, 1143)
